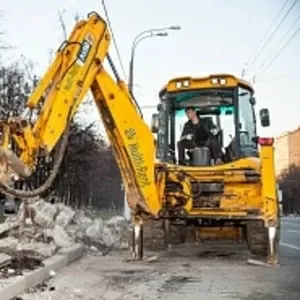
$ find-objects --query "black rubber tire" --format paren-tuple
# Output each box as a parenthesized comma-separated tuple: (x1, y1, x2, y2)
(142, 219, 165, 251)
(245, 220, 268, 257)
(142, 219, 187, 251)
(164, 220, 188, 245)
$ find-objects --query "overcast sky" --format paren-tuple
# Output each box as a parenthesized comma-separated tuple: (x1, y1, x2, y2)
(1, 0, 300, 138)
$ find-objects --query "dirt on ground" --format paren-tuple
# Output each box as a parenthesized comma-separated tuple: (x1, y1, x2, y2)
(16, 240, 300, 300)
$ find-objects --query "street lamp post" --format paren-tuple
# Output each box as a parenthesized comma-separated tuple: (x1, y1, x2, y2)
(128, 25, 181, 95)
(124, 25, 181, 221)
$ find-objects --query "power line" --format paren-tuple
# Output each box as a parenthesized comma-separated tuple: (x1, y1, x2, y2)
(101, 0, 127, 80)
(246, 0, 297, 72)
(259, 25, 300, 75)
(255, 14, 300, 75)
(244, 0, 290, 71)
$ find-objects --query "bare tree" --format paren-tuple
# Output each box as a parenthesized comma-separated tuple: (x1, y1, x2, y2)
(0, 61, 35, 119)
(58, 11, 67, 41)
(278, 164, 300, 215)
(74, 13, 80, 24)
(0, 13, 123, 211)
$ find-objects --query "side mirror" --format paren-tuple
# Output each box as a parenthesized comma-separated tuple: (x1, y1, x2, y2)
(259, 108, 270, 127)
(151, 113, 159, 133)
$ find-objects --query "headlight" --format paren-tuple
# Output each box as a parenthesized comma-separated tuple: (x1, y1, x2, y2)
(176, 81, 182, 88)
(211, 78, 227, 85)
(183, 80, 189, 87)
(175, 80, 189, 88)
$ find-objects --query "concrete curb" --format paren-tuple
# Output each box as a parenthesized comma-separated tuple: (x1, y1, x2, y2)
(0, 244, 84, 300)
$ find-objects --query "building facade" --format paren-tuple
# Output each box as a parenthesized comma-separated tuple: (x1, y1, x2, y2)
(275, 127, 300, 177)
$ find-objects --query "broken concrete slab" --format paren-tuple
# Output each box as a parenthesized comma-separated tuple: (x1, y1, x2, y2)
(1, 198, 130, 260)
(32, 201, 57, 228)
(51, 225, 73, 249)
(0, 253, 12, 269)
(73, 210, 93, 231)
(105, 216, 127, 227)
(55, 205, 75, 228)
(0, 221, 19, 237)
(103, 216, 130, 249)
(16, 241, 57, 258)
(0, 237, 19, 253)
(86, 219, 103, 240)
(101, 225, 115, 248)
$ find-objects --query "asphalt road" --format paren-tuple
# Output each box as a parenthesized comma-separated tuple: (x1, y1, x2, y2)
(20, 217, 300, 300)
(280, 216, 300, 252)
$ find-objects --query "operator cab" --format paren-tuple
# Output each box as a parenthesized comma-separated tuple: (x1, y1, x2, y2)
(151, 74, 271, 166)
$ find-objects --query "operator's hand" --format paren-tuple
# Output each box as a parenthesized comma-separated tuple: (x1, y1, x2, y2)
(186, 133, 193, 140)
(210, 128, 218, 136)
(181, 133, 193, 141)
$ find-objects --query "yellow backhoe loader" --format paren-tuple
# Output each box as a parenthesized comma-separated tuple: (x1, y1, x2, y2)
(0, 12, 280, 264)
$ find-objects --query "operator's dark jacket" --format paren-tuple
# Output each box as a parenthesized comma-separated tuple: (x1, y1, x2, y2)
(180, 118, 214, 146)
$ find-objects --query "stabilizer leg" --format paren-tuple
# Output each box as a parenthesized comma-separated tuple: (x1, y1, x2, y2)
(163, 219, 170, 248)
(132, 215, 144, 260)
(267, 226, 279, 265)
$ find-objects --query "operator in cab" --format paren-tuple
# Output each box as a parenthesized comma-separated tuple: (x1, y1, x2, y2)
(177, 107, 223, 165)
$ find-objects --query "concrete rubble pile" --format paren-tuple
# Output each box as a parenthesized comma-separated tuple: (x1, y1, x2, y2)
(0, 197, 130, 261)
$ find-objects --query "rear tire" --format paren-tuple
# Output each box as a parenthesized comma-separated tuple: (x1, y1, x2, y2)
(245, 220, 268, 257)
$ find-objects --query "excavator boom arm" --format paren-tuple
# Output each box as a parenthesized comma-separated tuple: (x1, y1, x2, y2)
(0, 12, 161, 217)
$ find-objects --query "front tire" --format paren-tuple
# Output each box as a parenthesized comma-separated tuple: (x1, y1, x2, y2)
(142, 219, 187, 250)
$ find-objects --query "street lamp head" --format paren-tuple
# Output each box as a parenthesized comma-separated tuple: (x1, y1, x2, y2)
(156, 32, 168, 37)
(169, 25, 181, 30)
